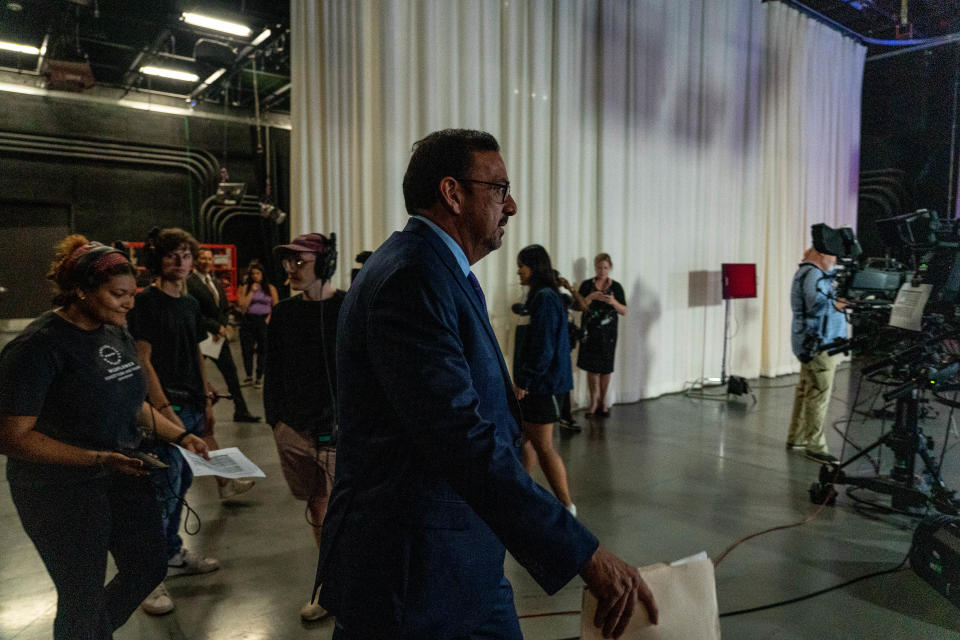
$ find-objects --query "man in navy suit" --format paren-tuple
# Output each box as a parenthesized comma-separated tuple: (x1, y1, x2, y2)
(316, 129, 657, 639)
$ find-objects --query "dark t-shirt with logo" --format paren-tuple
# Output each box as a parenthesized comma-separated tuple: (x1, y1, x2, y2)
(0, 311, 146, 487)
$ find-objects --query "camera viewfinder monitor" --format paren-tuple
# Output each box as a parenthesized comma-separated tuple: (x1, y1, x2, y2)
(721, 263, 757, 299)
(215, 182, 247, 205)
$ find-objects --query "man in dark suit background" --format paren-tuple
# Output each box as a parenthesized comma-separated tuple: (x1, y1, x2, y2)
(187, 247, 260, 424)
(316, 129, 657, 639)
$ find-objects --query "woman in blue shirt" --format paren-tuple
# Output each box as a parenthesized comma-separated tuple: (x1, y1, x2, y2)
(512, 245, 576, 516)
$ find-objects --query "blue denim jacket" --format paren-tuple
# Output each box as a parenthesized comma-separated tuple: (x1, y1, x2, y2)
(513, 287, 574, 395)
(790, 262, 846, 359)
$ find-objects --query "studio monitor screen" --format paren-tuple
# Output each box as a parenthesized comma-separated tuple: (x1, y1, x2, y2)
(721, 263, 757, 300)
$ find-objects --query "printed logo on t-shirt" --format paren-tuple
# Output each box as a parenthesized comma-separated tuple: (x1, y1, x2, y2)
(99, 345, 122, 366)
(99, 344, 141, 382)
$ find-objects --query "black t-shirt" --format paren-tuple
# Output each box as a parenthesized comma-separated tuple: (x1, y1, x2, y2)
(0, 311, 146, 487)
(263, 291, 345, 436)
(127, 285, 206, 408)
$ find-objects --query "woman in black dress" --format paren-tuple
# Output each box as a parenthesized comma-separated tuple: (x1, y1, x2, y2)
(574, 253, 627, 417)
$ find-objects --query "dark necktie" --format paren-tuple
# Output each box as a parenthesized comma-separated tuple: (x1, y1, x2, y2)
(206, 274, 219, 304)
(467, 271, 486, 311)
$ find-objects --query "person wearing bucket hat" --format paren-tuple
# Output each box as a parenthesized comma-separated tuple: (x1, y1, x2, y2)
(265, 232, 344, 621)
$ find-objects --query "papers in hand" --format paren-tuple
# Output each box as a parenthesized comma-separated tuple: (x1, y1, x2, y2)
(581, 551, 720, 639)
(175, 445, 265, 478)
(199, 332, 225, 359)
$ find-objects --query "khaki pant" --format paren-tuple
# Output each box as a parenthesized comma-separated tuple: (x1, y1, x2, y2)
(787, 351, 838, 454)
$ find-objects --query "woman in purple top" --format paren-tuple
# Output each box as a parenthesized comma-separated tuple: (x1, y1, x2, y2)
(237, 264, 279, 388)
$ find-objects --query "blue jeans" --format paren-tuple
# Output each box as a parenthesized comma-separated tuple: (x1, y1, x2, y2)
(152, 404, 205, 561)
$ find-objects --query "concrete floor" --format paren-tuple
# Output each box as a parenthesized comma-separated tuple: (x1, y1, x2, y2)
(2, 348, 960, 639)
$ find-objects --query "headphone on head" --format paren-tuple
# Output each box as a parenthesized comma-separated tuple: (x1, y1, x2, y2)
(315, 232, 338, 283)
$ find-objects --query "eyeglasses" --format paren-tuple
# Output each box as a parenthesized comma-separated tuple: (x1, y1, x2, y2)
(281, 256, 315, 271)
(455, 178, 511, 204)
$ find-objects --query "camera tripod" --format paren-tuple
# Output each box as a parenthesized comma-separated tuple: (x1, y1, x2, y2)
(809, 383, 959, 515)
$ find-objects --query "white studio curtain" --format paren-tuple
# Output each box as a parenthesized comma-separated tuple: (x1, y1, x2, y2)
(290, 0, 865, 405)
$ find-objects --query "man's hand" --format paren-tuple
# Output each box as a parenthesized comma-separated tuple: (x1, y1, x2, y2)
(580, 546, 658, 638)
(512, 384, 528, 400)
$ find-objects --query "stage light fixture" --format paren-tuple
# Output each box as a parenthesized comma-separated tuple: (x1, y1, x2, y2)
(202, 68, 226, 85)
(251, 28, 271, 47)
(0, 41, 40, 55)
(140, 66, 200, 82)
(182, 12, 251, 38)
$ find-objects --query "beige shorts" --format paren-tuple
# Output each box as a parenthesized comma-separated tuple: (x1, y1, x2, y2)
(272, 421, 336, 501)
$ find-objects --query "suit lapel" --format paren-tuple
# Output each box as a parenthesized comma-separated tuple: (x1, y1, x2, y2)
(404, 219, 522, 425)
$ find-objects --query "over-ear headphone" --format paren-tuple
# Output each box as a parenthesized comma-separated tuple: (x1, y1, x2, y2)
(315, 232, 338, 283)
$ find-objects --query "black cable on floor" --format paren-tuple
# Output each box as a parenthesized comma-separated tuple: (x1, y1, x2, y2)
(718, 551, 910, 618)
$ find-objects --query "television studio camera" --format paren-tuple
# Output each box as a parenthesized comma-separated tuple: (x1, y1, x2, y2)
(807, 211, 960, 517)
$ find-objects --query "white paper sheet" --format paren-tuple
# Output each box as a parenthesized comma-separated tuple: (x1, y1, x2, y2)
(581, 551, 721, 640)
(889, 282, 932, 331)
(174, 445, 265, 478)
(199, 332, 226, 359)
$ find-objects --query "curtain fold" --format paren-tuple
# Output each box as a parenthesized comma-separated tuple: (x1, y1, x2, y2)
(291, 0, 865, 403)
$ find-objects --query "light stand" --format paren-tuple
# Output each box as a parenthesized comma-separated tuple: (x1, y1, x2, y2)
(684, 264, 756, 398)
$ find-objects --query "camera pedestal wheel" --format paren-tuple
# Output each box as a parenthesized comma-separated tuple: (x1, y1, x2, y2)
(809, 481, 837, 506)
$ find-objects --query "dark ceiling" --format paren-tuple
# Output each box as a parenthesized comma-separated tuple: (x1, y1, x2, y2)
(779, 0, 960, 52)
(0, 0, 290, 112)
(0, 1, 957, 116)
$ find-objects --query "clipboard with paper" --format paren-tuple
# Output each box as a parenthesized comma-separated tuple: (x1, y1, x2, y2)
(580, 552, 721, 640)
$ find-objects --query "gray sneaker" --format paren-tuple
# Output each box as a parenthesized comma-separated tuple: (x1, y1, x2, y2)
(167, 548, 220, 576)
(141, 582, 174, 615)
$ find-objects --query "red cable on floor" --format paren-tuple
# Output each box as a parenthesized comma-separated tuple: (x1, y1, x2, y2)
(713, 470, 839, 567)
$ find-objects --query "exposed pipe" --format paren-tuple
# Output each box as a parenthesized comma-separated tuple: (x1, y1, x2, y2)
(0, 131, 218, 182)
(866, 33, 960, 62)
(216, 210, 264, 241)
(950, 46, 959, 218)
(0, 131, 219, 236)
(779, 0, 960, 49)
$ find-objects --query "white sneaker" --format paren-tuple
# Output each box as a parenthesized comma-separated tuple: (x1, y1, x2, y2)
(141, 582, 174, 615)
(167, 548, 220, 576)
(300, 586, 326, 621)
(300, 600, 327, 621)
(567, 503, 577, 518)
(219, 478, 255, 501)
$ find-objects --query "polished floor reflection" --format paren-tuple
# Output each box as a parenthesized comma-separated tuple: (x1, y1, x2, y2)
(2, 355, 959, 639)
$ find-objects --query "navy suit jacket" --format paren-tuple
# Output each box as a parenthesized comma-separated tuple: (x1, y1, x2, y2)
(316, 218, 598, 639)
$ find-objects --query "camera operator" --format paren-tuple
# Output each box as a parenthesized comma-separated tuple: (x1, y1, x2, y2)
(788, 246, 847, 464)
(264, 233, 344, 621)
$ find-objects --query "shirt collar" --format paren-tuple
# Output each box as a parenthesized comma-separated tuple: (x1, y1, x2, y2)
(412, 215, 470, 277)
